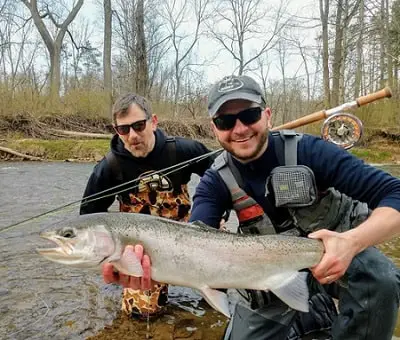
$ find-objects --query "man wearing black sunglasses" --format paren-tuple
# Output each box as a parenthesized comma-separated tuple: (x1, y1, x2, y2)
(79, 92, 214, 320)
(187, 75, 400, 340)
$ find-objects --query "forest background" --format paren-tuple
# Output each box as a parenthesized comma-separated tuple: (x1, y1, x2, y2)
(0, 0, 399, 162)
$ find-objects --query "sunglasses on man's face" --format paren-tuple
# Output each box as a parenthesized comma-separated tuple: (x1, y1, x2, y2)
(212, 107, 263, 131)
(114, 119, 148, 135)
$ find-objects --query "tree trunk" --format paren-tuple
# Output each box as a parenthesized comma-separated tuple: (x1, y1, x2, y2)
(51, 43, 62, 100)
(339, 2, 349, 103)
(354, 0, 364, 97)
(380, 0, 386, 88)
(386, 0, 394, 88)
(174, 68, 180, 117)
(331, 0, 343, 107)
(319, 0, 330, 107)
(103, 0, 113, 117)
(135, 0, 148, 96)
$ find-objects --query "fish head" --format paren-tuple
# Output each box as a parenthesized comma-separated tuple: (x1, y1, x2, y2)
(37, 222, 116, 268)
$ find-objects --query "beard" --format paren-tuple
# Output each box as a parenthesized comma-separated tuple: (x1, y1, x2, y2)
(125, 141, 151, 158)
(219, 129, 269, 163)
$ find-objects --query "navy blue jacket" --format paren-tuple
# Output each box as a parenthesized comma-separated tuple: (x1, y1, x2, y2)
(80, 129, 212, 215)
(190, 133, 400, 228)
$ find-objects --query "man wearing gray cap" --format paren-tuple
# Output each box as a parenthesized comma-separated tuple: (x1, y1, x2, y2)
(188, 74, 400, 339)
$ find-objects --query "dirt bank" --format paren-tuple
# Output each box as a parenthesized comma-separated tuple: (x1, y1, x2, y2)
(0, 113, 400, 164)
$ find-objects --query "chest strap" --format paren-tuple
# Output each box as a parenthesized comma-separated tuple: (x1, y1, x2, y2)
(215, 152, 276, 235)
(272, 129, 303, 166)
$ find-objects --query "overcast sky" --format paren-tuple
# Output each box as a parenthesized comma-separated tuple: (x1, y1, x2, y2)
(75, 0, 320, 86)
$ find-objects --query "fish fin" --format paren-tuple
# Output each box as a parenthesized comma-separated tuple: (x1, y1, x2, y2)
(269, 271, 310, 312)
(199, 287, 231, 318)
(112, 247, 143, 277)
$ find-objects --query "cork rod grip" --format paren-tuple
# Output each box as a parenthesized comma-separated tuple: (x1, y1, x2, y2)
(356, 87, 392, 107)
(271, 110, 327, 131)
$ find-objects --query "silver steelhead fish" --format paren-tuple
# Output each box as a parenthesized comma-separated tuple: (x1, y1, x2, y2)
(37, 212, 324, 317)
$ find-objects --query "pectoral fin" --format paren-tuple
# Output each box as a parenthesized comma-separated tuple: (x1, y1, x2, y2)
(199, 287, 231, 318)
(112, 247, 143, 277)
(268, 271, 310, 312)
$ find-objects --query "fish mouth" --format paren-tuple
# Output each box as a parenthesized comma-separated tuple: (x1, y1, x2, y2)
(37, 231, 79, 261)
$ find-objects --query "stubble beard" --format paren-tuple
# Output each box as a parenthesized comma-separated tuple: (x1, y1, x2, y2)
(124, 132, 155, 158)
(219, 130, 269, 163)
(125, 142, 148, 158)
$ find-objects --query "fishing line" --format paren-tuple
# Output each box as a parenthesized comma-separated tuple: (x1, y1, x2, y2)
(79, 148, 222, 205)
(0, 148, 222, 234)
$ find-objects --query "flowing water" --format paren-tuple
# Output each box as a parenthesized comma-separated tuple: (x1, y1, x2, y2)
(0, 161, 399, 339)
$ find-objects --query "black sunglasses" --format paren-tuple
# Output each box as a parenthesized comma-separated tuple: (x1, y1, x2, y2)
(212, 107, 262, 131)
(114, 119, 148, 135)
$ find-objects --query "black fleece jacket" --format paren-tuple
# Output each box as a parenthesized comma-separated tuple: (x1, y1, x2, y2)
(80, 129, 213, 215)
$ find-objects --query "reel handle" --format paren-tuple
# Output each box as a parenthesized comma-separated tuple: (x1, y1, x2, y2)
(356, 87, 392, 106)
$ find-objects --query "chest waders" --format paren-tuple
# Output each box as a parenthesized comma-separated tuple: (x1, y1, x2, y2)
(213, 130, 370, 340)
(106, 137, 191, 320)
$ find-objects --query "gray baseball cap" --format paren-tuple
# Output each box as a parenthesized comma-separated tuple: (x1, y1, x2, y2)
(207, 75, 266, 117)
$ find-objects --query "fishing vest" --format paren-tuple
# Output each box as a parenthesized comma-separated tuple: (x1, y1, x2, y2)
(106, 137, 191, 319)
(212, 130, 370, 237)
(106, 137, 192, 222)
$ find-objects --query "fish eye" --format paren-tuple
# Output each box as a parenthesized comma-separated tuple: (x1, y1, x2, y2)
(61, 229, 76, 238)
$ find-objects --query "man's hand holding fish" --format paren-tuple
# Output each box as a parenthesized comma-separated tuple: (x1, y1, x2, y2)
(102, 244, 153, 290)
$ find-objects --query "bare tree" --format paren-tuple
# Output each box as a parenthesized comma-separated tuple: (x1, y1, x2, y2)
(112, 0, 171, 98)
(21, 0, 84, 99)
(161, 0, 211, 117)
(354, 0, 364, 97)
(276, 39, 289, 123)
(330, 0, 362, 106)
(283, 33, 313, 110)
(113, 0, 134, 91)
(181, 72, 207, 119)
(0, 1, 43, 93)
(103, 0, 112, 114)
(319, 0, 330, 106)
(331, 0, 344, 106)
(62, 18, 99, 90)
(383, 0, 394, 88)
(390, 0, 400, 92)
(256, 56, 271, 106)
(135, 0, 148, 96)
(209, 0, 289, 75)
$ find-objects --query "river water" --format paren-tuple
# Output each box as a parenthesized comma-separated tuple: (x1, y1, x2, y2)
(0, 161, 399, 339)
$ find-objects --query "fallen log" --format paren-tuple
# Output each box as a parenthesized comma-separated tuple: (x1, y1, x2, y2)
(49, 129, 113, 139)
(0, 146, 42, 161)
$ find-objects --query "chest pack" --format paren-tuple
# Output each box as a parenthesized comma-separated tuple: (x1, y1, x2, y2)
(267, 130, 318, 208)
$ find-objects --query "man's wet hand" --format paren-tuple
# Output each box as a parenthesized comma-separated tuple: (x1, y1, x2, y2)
(102, 244, 154, 290)
(308, 229, 358, 285)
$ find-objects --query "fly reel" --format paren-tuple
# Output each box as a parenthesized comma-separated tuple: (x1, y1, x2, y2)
(321, 113, 363, 150)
